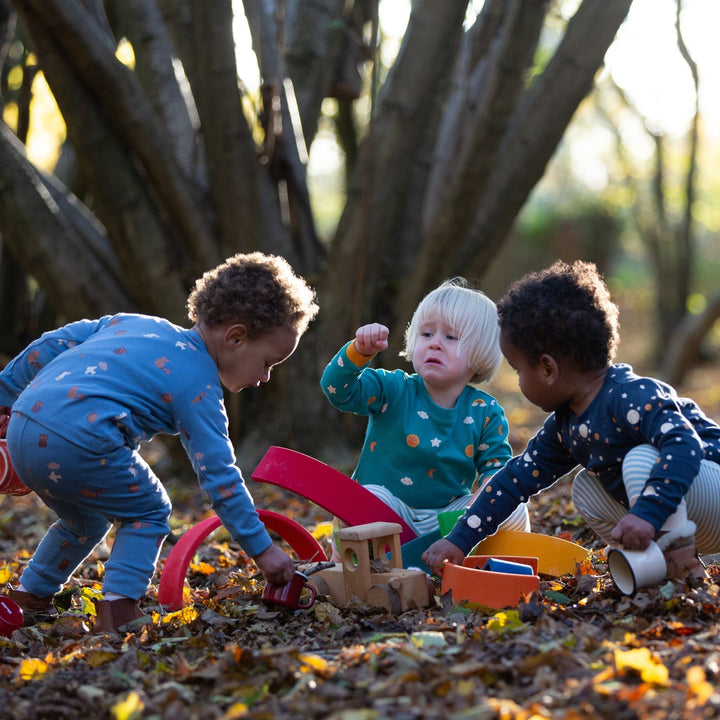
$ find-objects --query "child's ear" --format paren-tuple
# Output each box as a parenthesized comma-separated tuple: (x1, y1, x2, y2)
(539, 353, 560, 384)
(224, 324, 249, 348)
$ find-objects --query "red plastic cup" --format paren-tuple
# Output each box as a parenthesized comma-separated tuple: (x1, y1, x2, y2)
(262, 571, 317, 609)
(0, 441, 31, 496)
(0, 595, 24, 636)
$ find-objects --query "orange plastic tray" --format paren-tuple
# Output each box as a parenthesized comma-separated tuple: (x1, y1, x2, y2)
(441, 555, 539, 609)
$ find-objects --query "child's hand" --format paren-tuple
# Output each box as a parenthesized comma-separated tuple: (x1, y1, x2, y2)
(253, 544, 295, 585)
(354, 323, 389, 356)
(610, 513, 656, 551)
(422, 538, 465, 576)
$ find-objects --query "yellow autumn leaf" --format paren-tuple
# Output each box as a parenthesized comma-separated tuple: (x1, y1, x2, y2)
(614, 648, 669, 686)
(111, 691, 144, 720)
(0, 564, 16, 584)
(160, 606, 199, 625)
(312, 521, 334, 539)
(18, 658, 50, 681)
(687, 665, 714, 704)
(222, 702, 249, 719)
(487, 610, 523, 635)
(85, 649, 119, 668)
(189, 561, 216, 576)
(299, 653, 328, 673)
(79, 586, 104, 616)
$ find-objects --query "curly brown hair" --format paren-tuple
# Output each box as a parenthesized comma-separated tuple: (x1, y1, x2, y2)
(497, 260, 619, 370)
(187, 252, 318, 338)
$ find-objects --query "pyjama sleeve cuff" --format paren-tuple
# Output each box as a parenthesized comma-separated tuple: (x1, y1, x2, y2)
(345, 341, 376, 367)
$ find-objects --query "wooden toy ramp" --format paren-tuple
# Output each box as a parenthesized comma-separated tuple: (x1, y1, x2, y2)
(251, 446, 418, 545)
(470, 530, 588, 577)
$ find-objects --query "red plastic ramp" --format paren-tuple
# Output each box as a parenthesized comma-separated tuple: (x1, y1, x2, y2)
(251, 446, 417, 545)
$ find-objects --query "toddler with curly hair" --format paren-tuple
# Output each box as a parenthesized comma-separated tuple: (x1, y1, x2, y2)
(0, 252, 318, 632)
(424, 261, 720, 590)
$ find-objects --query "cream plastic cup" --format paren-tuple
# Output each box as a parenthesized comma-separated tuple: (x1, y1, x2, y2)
(607, 541, 667, 595)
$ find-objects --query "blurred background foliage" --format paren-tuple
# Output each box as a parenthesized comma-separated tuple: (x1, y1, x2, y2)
(0, 0, 718, 471)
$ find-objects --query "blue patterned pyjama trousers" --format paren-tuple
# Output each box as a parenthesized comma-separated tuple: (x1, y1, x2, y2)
(6, 413, 171, 599)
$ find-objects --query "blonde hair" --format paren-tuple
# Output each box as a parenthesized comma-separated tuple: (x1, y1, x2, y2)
(400, 278, 502, 384)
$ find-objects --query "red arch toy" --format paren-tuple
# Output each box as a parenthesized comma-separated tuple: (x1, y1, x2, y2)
(158, 508, 327, 611)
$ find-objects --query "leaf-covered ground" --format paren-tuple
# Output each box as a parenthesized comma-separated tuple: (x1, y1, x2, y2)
(2, 363, 720, 720)
(3, 471, 720, 720)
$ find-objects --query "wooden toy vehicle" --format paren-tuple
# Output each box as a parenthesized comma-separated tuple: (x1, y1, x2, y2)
(307, 521, 432, 613)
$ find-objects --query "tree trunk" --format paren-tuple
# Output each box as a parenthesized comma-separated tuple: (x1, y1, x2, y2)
(0, 0, 634, 458)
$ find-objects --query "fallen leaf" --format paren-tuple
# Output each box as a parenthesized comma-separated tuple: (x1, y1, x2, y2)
(614, 647, 670, 686)
(111, 690, 145, 720)
(17, 658, 50, 682)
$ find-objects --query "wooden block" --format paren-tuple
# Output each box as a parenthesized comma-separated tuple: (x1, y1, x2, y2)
(308, 566, 347, 604)
(372, 532, 402, 571)
(338, 537, 373, 602)
(364, 570, 432, 612)
(334, 522, 403, 542)
(332, 523, 404, 571)
(384, 570, 432, 609)
(308, 565, 432, 612)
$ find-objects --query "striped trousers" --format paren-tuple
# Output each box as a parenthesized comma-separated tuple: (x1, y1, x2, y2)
(571, 444, 720, 554)
(362, 483, 531, 538)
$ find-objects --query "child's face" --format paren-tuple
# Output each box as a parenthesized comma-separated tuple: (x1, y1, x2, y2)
(218, 325, 300, 393)
(500, 334, 564, 412)
(411, 315, 474, 397)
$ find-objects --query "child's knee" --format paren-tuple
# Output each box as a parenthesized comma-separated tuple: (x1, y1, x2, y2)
(622, 444, 659, 476)
(499, 503, 530, 531)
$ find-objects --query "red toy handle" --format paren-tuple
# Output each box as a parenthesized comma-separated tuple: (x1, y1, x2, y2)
(0, 410, 32, 497)
(157, 509, 328, 611)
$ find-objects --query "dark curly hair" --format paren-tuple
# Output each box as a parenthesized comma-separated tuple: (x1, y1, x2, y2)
(187, 252, 318, 338)
(497, 260, 619, 370)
